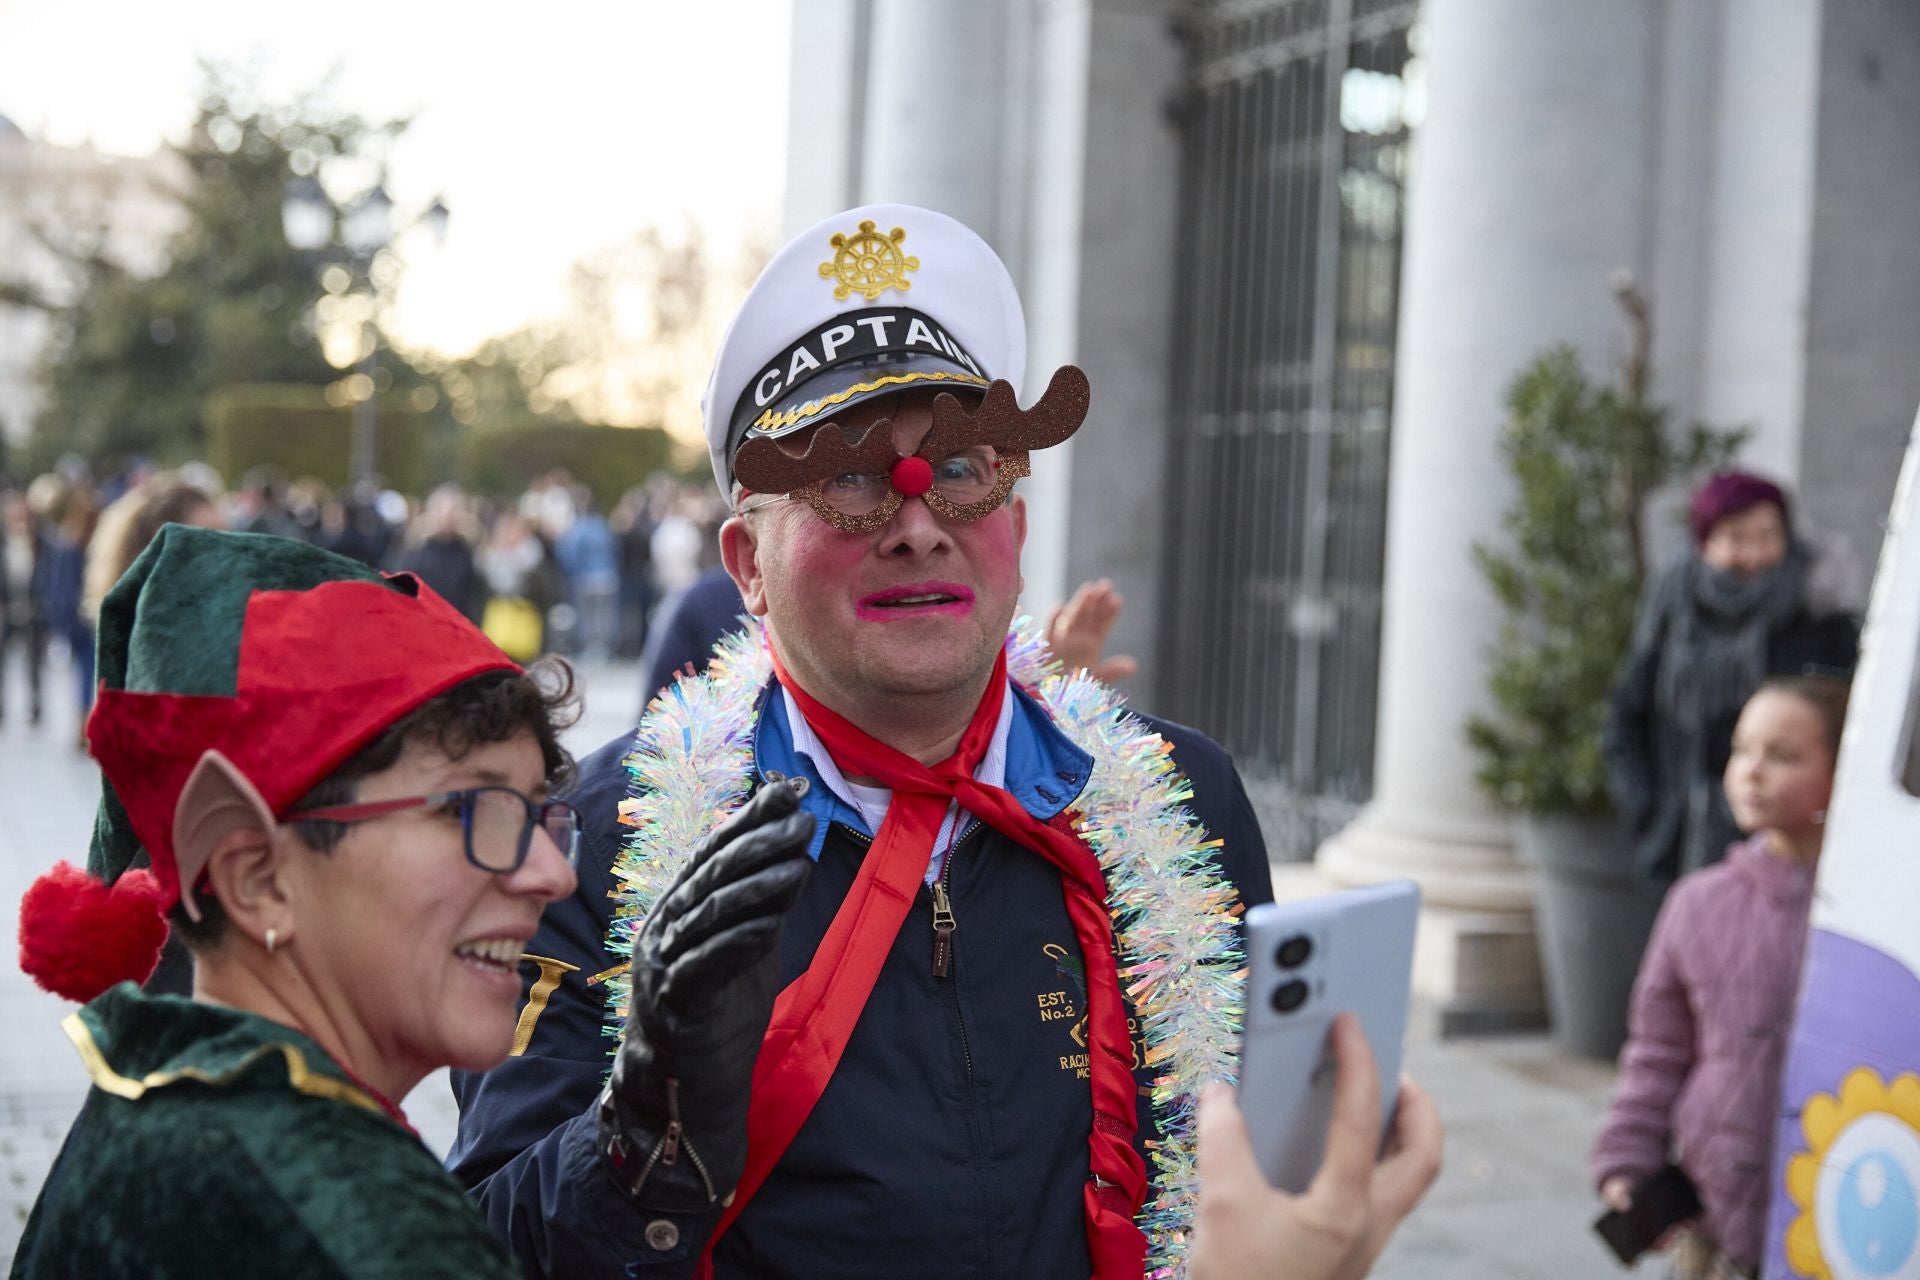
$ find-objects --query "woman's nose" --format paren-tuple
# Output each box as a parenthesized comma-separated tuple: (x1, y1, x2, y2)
(511, 825, 579, 902)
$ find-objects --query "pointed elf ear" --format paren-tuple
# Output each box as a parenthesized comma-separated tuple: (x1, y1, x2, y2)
(172, 750, 278, 924)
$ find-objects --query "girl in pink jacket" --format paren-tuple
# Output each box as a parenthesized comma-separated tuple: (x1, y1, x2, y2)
(1592, 676, 1850, 1279)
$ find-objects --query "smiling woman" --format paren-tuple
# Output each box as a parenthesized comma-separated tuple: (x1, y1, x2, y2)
(11, 525, 578, 1279)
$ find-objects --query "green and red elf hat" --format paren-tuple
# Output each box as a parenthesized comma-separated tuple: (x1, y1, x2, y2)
(17, 525, 521, 1003)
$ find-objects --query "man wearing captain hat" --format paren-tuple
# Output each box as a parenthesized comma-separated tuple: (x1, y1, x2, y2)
(445, 203, 1435, 1278)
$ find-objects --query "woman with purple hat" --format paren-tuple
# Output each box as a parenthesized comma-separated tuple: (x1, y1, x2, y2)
(1604, 471, 1857, 884)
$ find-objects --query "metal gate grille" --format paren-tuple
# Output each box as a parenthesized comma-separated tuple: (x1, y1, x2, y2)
(1159, 0, 1419, 859)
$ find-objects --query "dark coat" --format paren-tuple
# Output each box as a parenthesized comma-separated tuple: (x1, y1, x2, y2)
(447, 686, 1273, 1279)
(0, 526, 51, 631)
(639, 566, 747, 710)
(1603, 570, 1856, 885)
(401, 534, 485, 624)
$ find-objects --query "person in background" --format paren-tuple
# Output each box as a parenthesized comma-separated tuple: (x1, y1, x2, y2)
(12, 525, 583, 1278)
(611, 484, 660, 659)
(477, 512, 559, 664)
(402, 484, 486, 624)
(230, 465, 305, 541)
(31, 475, 98, 748)
(1604, 472, 1857, 885)
(82, 475, 221, 627)
(1593, 676, 1849, 1278)
(648, 485, 706, 599)
(553, 486, 620, 660)
(0, 488, 51, 727)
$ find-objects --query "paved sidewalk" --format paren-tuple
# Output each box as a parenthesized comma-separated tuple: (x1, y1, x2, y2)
(1, 648, 1637, 1276)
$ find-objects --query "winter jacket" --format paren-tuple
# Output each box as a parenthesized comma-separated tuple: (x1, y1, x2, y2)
(1591, 835, 1816, 1269)
(1603, 563, 1855, 885)
(447, 678, 1273, 1278)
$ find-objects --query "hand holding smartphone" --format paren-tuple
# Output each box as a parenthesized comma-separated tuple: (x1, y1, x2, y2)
(1237, 880, 1420, 1193)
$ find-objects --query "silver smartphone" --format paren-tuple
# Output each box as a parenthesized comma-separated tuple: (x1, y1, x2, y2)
(1238, 880, 1420, 1193)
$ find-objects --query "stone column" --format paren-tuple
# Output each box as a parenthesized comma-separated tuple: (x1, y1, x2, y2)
(1316, 0, 1668, 1029)
(859, 1, 1013, 239)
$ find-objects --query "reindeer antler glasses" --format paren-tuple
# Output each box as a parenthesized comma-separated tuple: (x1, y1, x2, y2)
(732, 366, 1089, 534)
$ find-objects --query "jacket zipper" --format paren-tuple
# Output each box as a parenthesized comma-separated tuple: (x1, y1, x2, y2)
(931, 863, 958, 978)
(837, 819, 980, 1078)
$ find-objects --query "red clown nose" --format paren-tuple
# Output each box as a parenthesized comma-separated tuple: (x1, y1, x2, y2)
(890, 456, 934, 498)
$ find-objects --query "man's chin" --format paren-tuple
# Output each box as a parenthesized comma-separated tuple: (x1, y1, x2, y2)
(857, 635, 1003, 698)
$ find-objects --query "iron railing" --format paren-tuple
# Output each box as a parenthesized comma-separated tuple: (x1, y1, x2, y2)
(1160, 0, 1419, 859)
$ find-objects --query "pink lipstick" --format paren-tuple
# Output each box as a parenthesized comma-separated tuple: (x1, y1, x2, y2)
(856, 582, 976, 621)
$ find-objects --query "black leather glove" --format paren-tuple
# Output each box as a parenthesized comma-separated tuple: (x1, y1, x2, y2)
(598, 779, 814, 1208)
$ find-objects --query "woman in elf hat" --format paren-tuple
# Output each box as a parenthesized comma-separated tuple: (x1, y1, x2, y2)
(11, 525, 587, 1278)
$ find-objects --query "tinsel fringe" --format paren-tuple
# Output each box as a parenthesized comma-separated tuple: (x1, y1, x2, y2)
(605, 619, 1244, 1278)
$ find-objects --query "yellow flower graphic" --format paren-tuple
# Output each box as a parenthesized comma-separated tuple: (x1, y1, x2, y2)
(1785, 1067, 1920, 1279)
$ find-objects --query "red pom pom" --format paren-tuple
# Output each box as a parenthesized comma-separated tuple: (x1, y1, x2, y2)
(18, 863, 169, 1003)
(891, 456, 935, 498)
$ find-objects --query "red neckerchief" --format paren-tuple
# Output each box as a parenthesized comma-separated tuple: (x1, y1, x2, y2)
(698, 644, 1147, 1277)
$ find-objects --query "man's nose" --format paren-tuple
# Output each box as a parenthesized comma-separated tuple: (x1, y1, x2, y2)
(877, 490, 952, 556)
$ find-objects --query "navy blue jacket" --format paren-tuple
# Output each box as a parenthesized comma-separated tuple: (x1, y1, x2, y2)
(449, 682, 1273, 1278)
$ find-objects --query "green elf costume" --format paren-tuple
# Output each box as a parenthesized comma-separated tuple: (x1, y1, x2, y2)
(11, 526, 527, 1280)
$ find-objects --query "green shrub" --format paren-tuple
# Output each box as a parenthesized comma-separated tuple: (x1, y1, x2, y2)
(1467, 293, 1742, 814)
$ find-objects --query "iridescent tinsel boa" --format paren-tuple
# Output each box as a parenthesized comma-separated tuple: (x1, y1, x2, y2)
(602, 619, 1245, 1277)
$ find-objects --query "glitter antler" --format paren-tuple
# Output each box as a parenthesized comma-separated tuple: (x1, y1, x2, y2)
(733, 419, 903, 496)
(920, 365, 1091, 459)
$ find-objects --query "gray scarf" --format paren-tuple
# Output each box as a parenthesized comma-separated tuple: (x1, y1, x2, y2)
(1651, 541, 1811, 869)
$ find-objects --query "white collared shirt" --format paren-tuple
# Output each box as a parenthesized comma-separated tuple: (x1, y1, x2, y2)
(781, 683, 1014, 884)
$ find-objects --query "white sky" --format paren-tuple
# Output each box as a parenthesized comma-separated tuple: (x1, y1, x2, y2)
(0, 0, 792, 357)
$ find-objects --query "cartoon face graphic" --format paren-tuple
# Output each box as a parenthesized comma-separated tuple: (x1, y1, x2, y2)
(1786, 1068, 1920, 1280)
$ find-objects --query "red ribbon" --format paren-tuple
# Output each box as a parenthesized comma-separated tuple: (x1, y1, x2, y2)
(697, 643, 1146, 1277)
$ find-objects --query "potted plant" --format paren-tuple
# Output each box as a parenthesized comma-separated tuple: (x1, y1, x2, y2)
(1466, 278, 1742, 1059)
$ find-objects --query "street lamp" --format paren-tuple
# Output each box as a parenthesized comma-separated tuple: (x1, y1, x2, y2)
(281, 176, 447, 487)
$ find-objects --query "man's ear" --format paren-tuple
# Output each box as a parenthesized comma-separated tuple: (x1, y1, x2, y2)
(720, 515, 771, 617)
(173, 750, 277, 924)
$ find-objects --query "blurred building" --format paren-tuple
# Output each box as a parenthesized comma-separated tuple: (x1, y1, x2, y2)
(783, 0, 1920, 1023)
(0, 113, 186, 453)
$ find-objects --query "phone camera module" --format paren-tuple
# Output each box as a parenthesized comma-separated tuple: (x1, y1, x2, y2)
(1275, 934, 1313, 969)
(1271, 979, 1309, 1013)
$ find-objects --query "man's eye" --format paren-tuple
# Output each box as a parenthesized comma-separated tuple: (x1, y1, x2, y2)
(936, 454, 988, 483)
(827, 472, 874, 492)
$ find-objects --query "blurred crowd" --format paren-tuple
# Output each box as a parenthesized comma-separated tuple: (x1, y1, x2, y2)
(0, 456, 730, 744)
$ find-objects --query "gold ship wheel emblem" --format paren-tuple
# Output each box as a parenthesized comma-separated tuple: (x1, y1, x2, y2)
(819, 220, 920, 301)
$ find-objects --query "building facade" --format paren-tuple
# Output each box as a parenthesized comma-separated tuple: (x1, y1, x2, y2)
(0, 114, 185, 455)
(784, 0, 1920, 1020)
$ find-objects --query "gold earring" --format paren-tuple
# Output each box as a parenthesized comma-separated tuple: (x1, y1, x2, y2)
(265, 927, 278, 955)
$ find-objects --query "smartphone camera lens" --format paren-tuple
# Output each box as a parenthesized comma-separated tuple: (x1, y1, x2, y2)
(1275, 934, 1313, 969)
(1271, 979, 1309, 1014)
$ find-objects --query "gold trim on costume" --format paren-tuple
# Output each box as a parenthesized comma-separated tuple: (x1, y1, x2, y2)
(63, 1011, 386, 1118)
(585, 960, 631, 988)
(510, 953, 581, 1057)
(751, 371, 988, 435)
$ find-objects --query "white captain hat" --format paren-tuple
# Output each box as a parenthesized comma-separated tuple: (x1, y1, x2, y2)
(703, 202, 1027, 494)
